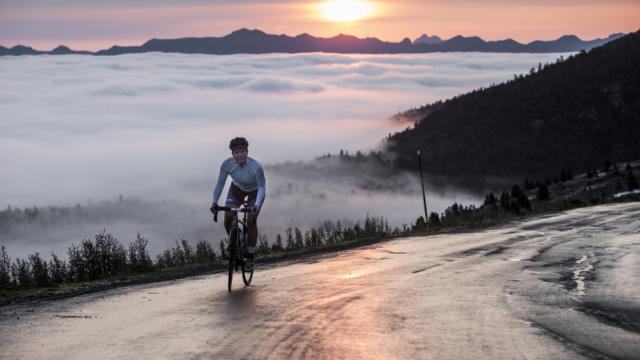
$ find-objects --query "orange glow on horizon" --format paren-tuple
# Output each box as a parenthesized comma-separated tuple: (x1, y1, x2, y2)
(0, 1, 638, 51)
(316, 0, 376, 22)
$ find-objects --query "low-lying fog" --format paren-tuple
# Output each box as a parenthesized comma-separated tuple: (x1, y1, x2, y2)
(0, 51, 570, 259)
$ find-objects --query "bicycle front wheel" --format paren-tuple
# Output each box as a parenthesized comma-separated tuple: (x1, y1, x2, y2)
(242, 256, 253, 286)
(228, 230, 237, 292)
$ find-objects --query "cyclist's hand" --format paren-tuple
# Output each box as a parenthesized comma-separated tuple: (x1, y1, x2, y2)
(250, 205, 260, 213)
(210, 203, 219, 214)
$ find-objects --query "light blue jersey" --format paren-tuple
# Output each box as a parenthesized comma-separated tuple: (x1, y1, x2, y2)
(213, 157, 266, 206)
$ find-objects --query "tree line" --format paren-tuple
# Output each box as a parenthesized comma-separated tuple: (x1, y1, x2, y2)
(387, 30, 640, 181)
(0, 214, 420, 291)
(422, 161, 639, 233)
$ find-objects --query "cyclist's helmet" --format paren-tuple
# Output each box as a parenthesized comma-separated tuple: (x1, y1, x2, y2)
(229, 137, 249, 150)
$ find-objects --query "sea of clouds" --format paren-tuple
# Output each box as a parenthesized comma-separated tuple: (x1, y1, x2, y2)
(0, 51, 570, 258)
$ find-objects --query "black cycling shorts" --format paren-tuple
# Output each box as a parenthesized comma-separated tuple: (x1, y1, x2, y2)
(225, 183, 263, 207)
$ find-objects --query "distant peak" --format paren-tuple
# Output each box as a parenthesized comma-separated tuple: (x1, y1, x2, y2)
(228, 28, 266, 36)
(333, 33, 358, 40)
(607, 33, 624, 39)
(50, 45, 73, 54)
(557, 34, 581, 41)
(413, 34, 442, 44)
(447, 35, 484, 42)
(11, 45, 34, 50)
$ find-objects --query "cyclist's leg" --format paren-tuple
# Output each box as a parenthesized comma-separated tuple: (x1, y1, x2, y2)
(246, 208, 260, 249)
(223, 186, 241, 235)
(246, 194, 263, 254)
(223, 203, 237, 235)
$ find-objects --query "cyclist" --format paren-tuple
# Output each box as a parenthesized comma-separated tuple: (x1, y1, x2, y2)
(210, 137, 265, 271)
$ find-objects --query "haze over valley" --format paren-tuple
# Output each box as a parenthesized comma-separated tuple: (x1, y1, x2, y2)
(0, 51, 569, 258)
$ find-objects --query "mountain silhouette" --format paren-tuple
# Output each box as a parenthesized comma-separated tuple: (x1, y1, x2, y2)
(0, 29, 625, 56)
(0, 45, 41, 56)
(413, 34, 442, 45)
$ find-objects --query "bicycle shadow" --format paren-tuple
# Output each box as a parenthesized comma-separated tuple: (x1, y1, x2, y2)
(221, 286, 258, 314)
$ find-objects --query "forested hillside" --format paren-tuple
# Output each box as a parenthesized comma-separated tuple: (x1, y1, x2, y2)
(388, 29, 640, 179)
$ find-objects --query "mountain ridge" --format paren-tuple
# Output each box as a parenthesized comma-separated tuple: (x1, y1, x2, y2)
(0, 28, 626, 56)
(386, 29, 640, 180)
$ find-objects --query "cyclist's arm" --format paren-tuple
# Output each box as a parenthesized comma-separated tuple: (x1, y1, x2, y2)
(255, 165, 266, 207)
(212, 162, 229, 205)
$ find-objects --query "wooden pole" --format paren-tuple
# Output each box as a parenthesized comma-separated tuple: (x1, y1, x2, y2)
(417, 150, 429, 234)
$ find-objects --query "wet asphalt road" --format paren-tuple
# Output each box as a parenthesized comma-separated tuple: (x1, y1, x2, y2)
(1, 202, 639, 359)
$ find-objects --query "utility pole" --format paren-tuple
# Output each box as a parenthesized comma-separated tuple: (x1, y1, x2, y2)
(416, 150, 429, 234)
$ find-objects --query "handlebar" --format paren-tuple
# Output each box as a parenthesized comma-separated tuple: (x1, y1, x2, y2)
(212, 205, 255, 222)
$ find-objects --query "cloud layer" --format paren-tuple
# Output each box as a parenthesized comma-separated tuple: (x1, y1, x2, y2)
(0, 51, 568, 257)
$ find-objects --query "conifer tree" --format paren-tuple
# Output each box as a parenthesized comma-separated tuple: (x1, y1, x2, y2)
(311, 228, 320, 246)
(304, 230, 312, 247)
(219, 238, 228, 260)
(413, 216, 426, 232)
(537, 183, 550, 200)
(11, 258, 32, 288)
(0, 246, 11, 289)
(49, 253, 68, 284)
(257, 234, 271, 255)
(29, 252, 50, 287)
(627, 170, 639, 190)
(517, 193, 532, 211)
(195, 240, 216, 264)
(511, 184, 522, 199)
(484, 192, 498, 207)
(428, 212, 440, 228)
(285, 228, 294, 250)
(272, 233, 284, 252)
(294, 228, 303, 248)
(500, 190, 511, 210)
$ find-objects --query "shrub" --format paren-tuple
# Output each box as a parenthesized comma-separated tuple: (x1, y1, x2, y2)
(218, 238, 228, 260)
(181, 239, 194, 264)
(155, 249, 174, 270)
(171, 240, 186, 266)
(628, 170, 639, 190)
(49, 253, 68, 284)
(67, 230, 127, 281)
(0, 246, 12, 289)
(537, 183, 550, 200)
(129, 234, 153, 273)
(11, 258, 32, 289)
(271, 234, 284, 253)
(257, 234, 271, 256)
(29, 252, 50, 287)
(93, 230, 127, 278)
(67, 243, 85, 282)
(195, 240, 217, 263)
(285, 228, 294, 250)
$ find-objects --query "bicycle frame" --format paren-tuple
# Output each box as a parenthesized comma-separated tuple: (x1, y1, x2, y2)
(213, 203, 254, 291)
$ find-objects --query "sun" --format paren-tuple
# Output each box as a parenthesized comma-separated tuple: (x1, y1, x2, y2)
(318, 0, 374, 22)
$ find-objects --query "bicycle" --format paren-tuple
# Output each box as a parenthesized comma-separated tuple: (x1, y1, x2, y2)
(213, 203, 254, 292)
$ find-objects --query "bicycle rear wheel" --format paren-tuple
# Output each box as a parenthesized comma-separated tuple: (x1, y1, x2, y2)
(241, 252, 254, 286)
(228, 229, 237, 292)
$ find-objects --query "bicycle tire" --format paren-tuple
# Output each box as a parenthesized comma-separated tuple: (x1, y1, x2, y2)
(228, 228, 237, 292)
(242, 267, 253, 285)
(241, 243, 254, 286)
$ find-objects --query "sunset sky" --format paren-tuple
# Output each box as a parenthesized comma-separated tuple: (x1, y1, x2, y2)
(1, 0, 639, 51)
